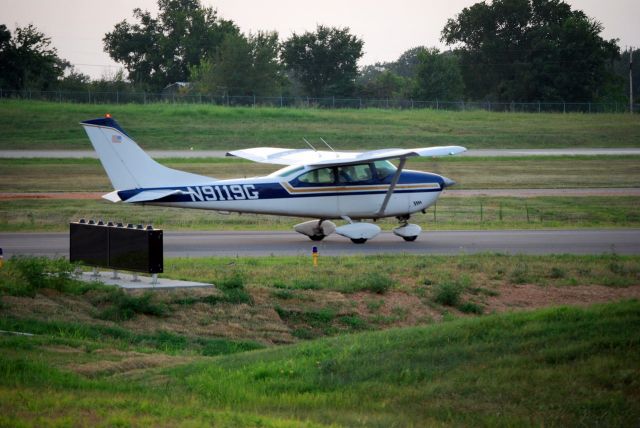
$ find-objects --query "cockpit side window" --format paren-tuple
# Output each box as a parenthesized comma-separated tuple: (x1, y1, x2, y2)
(295, 167, 335, 185)
(337, 163, 374, 183)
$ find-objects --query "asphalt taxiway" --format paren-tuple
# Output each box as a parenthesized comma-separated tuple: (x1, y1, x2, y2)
(2, 148, 640, 158)
(1, 229, 638, 258)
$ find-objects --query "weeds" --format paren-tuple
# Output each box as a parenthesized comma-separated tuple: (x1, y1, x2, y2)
(458, 301, 484, 314)
(433, 281, 463, 307)
(94, 291, 170, 321)
(0, 256, 98, 297)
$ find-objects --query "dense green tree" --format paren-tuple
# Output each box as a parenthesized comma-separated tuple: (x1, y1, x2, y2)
(282, 25, 363, 97)
(442, 0, 619, 101)
(103, 0, 239, 90)
(55, 68, 91, 92)
(358, 70, 409, 99)
(191, 31, 282, 96)
(412, 49, 464, 101)
(0, 24, 69, 90)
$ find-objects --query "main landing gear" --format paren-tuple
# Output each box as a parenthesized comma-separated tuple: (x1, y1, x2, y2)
(294, 215, 422, 244)
(294, 219, 336, 242)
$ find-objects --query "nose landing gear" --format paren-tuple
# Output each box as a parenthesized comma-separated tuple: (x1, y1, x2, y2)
(393, 215, 421, 242)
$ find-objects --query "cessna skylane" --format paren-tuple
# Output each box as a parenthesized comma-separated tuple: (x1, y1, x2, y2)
(81, 115, 465, 243)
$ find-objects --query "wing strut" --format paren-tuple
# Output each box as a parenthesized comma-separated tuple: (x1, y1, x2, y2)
(376, 157, 407, 217)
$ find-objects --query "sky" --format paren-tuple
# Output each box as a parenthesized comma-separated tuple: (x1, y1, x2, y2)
(2, 0, 639, 80)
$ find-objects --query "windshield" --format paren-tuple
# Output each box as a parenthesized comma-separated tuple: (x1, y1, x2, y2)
(374, 160, 397, 179)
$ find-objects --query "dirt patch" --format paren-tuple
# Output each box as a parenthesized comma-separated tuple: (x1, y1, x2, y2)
(71, 354, 193, 377)
(0, 192, 103, 200)
(350, 291, 442, 325)
(485, 284, 640, 312)
(3, 283, 639, 346)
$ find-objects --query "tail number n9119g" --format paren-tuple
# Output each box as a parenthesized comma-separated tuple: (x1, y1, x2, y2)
(187, 184, 259, 201)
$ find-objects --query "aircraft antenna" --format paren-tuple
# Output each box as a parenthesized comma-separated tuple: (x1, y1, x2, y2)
(303, 138, 317, 151)
(319, 138, 335, 152)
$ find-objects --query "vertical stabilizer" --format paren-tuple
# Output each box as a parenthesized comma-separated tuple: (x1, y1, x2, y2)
(80, 117, 214, 190)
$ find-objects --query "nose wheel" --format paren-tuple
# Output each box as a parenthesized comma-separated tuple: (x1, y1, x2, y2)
(393, 216, 421, 242)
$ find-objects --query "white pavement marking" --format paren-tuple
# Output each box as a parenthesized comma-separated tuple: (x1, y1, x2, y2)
(2, 148, 640, 158)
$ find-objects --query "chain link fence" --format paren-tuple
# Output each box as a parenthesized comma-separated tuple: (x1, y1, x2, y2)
(1, 88, 636, 113)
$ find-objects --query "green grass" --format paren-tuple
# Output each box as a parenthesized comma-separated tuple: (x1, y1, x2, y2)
(1, 195, 638, 231)
(1, 300, 638, 426)
(165, 253, 640, 292)
(1, 100, 639, 150)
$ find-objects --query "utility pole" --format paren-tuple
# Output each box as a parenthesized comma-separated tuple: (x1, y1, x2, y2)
(630, 47, 634, 114)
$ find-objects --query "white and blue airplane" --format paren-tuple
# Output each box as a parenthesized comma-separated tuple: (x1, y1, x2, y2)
(81, 115, 465, 243)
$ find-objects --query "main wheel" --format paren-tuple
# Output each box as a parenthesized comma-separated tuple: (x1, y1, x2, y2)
(309, 234, 325, 241)
(403, 236, 418, 242)
(351, 238, 367, 244)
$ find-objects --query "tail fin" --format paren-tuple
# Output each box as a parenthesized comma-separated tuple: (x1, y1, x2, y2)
(80, 116, 214, 190)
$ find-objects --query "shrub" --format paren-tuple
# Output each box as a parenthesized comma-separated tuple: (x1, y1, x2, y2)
(433, 281, 462, 306)
(457, 301, 484, 314)
(216, 273, 245, 290)
(0, 256, 97, 297)
(339, 315, 367, 330)
(549, 267, 566, 279)
(363, 274, 394, 294)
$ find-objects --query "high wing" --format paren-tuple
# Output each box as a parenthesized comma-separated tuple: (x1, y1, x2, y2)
(226, 146, 466, 167)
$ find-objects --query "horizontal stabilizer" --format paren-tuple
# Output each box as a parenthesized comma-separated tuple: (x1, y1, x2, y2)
(102, 190, 121, 202)
(123, 189, 185, 203)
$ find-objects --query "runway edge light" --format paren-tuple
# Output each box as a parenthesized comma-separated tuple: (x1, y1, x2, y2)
(312, 246, 318, 267)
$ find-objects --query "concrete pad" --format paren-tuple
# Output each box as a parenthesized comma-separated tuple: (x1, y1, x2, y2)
(80, 271, 212, 290)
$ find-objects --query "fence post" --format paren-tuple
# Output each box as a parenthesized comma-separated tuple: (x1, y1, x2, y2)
(436, 99, 439, 110)
(58, 90, 61, 103)
(563, 102, 566, 113)
(116, 91, 119, 104)
(538, 101, 541, 113)
(480, 201, 483, 222)
(359, 98, 362, 109)
(87, 90, 90, 103)
(525, 203, 530, 223)
(143, 91, 146, 104)
(588, 102, 591, 114)
(332, 96, 335, 108)
(280, 95, 283, 108)
(253, 94, 256, 108)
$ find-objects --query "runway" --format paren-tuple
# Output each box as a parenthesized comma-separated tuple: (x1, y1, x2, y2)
(2, 229, 639, 258)
(2, 148, 640, 158)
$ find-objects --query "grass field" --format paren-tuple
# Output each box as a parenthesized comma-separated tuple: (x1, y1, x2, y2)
(1, 299, 638, 426)
(1, 196, 639, 232)
(2, 156, 640, 192)
(1, 255, 638, 426)
(1, 100, 639, 150)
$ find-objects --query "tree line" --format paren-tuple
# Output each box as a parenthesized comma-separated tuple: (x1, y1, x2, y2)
(1, 0, 637, 103)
